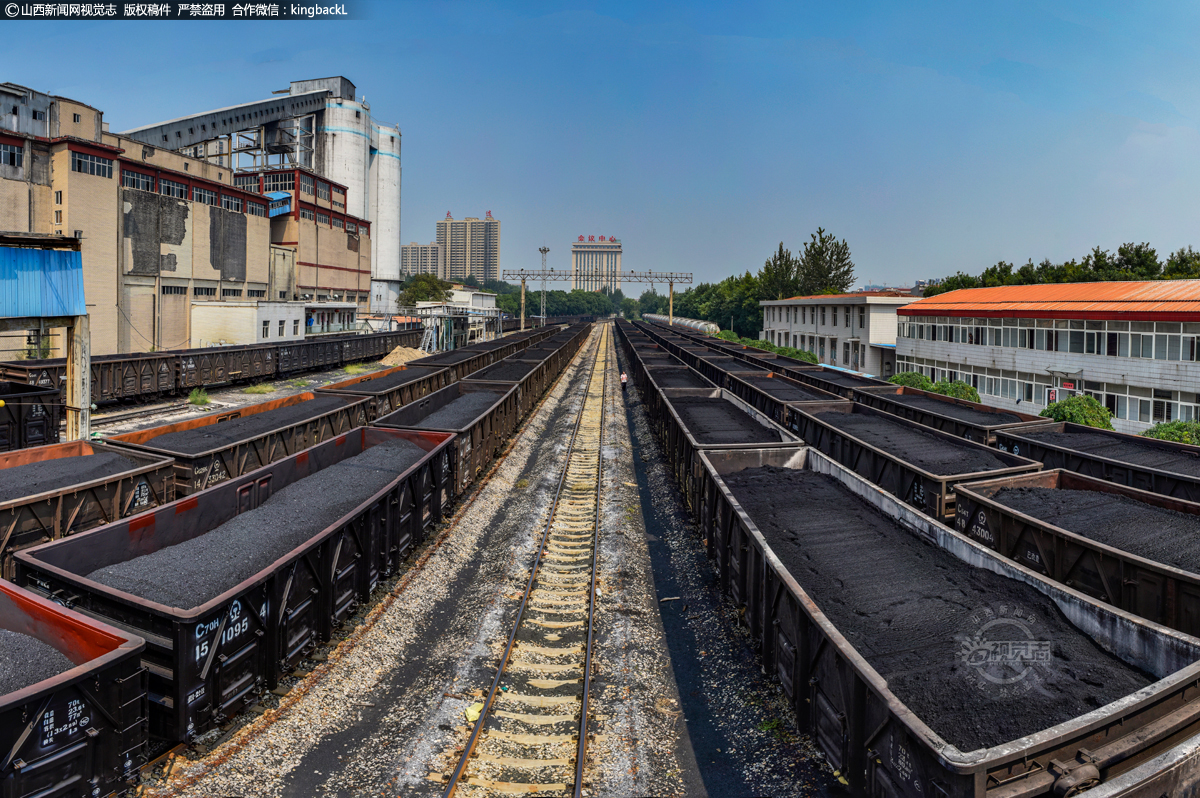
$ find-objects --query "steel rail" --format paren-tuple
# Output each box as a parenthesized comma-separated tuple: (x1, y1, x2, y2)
(442, 324, 609, 797)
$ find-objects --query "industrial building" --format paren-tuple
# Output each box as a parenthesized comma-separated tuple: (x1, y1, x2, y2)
(0, 78, 387, 356)
(759, 291, 917, 376)
(896, 281, 1200, 433)
(571, 235, 622, 292)
(400, 241, 444, 278)
(436, 212, 500, 283)
(118, 76, 404, 313)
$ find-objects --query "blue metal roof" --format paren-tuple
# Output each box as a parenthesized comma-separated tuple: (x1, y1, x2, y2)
(0, 245, 86, 319)
(266, 192, 292, 218)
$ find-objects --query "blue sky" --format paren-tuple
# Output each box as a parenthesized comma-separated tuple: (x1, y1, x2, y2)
(10, 1, 1200, 287)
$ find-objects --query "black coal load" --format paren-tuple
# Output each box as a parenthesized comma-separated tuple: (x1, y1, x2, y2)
(723, 467, 1152, 753)
(647, 369, 709, 389)
(731, 373, 829, 402)
(884, 393, 1020, 425)
(418, 350, 482, 364)
(85, 439, 427, 608)
(994, 487, 1200, 572)
(816, 411, 1008, 475)
(413, 391, 502, 430)
(472, 361, 538, 382)
(669, 396, 783, 445)
(340, 366, 444, 394)
(0, 629, 75, 695)
(701, 356, 764, 371)
(145, 396, 349, 454)
(1016, 428, 1200, 477)
(809, 370, 873, 387)
(0, 452, 140, 504)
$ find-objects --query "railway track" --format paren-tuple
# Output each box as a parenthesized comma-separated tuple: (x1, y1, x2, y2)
(441, 323, 610, 797)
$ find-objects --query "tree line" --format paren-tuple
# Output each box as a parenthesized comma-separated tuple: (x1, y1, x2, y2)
(923, 243, 1200, 297)
(636, 227, 856, 337)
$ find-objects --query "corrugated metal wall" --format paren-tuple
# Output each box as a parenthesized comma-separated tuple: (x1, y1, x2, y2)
(0, 246, 86, 319)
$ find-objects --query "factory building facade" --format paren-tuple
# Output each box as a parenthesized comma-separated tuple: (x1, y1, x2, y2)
(896, 281, 1200, 434)
(0, 81, 373, 356)
(571, 236, 621, 292)
(118, 76, 404, 313)
(436, 212, 500, 283)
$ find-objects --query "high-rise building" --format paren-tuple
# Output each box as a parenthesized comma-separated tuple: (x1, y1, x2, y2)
(400, 241, 444, 278)
(118, 77, 404, 312)
(436, 211, 500, 283)
(571, 235, 622, 291)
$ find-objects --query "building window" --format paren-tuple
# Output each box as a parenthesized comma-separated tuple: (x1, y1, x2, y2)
(262, 320, 270, 339)
(316, 212, 330, 225)
(333, 217, 344, 229)
(192, 186, 218, 206)
(332, 189, 345, 210)
(54, 190, 61, 205)
(262, 172, 294, 192)
(31, 110, 44, 121)
(316, 181, 330, 201)
(293, 319, 300, 335)
(160, 178, 187, 199)
(222, 288, 242, 298)
(858, 307, 865, 329)
(121, 170, 155, 191)
(221, 194, 243, 212)
(161, 285, 187, 295)
(820, 307, 826, 325)
(300, 207, 315, 221)
(73, 113, 81, 123)
(247, 201, 266, 217)
(234, 174, 260, 193)
(299, 173, 314, 194)
(346, 221, 357, 233)
(0, 143, 22, 168)
(70, 151, 113, 178)
(247, 289, 266, 297)
(278, 320, 285, 336)
(54, 210, 61, 224)
(193, 286, 217, 296)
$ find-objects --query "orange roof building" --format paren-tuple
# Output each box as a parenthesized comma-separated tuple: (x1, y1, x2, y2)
(900, 280, 1200, 321)
(895, 280, 1200, 434)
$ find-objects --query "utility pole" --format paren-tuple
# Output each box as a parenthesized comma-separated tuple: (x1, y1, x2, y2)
(538, 246, 550, 327)
(518, 272, 527, 332)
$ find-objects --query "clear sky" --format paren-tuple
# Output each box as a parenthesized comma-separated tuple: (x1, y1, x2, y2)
(9, 1, 1200, 287)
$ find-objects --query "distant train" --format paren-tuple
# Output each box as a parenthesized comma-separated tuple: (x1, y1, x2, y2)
(642, 313, 721, 335)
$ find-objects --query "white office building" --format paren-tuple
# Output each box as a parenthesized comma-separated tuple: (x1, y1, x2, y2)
(571, 236, 622, 292)
(760, 291, 918, 377)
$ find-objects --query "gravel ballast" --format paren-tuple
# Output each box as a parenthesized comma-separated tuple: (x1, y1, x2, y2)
(411, 391, 502, 430)
(883, 393, 1021, 425)
(334, 366, 444, 394)
(669, 396, 783, 444)
(143, 396, 349, 454)
(815, 410, 1010, 475)
(993, 486, 1200, 572)
(0, 452, 140, 504)
(86, 438, 428, 608)
(0, 629, 75, 695)
(1015, 428, 1200, 477)
(729, 372, 831, 402)
(722, 466, 1152, 753)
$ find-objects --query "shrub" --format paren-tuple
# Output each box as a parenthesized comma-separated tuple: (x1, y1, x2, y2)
(243, 384, 275, 394)
(1039, 395, 1113, 430)
(889, 371, 934, 391)
(716, 330, 740, 342)
(932, 379, 981, 403)
(1141, 421, 1200, 445)
(188, 388, 210, 406)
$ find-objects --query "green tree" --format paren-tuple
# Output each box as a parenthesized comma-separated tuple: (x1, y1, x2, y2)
(620, 297, 639, 319)
(797, 228, 855, 295)
(400, 274, 452, 305)
(889, 371, 935, 391)
(1039, 395, 1114, 430)
(1163, 247, 1200, 279)
(758, 242, 800, 301)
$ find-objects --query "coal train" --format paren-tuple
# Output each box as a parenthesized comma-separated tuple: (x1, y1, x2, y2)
(621, 317, 1200, 796)
(0, 322, 594, 796)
